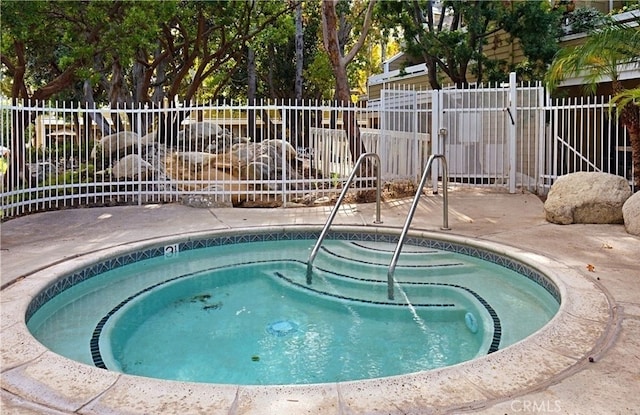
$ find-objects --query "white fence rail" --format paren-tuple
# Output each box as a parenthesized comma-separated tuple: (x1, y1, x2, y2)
(0, 82, 634, 219)
(0, 100, 382, 218)
(541, 95, 633, 190)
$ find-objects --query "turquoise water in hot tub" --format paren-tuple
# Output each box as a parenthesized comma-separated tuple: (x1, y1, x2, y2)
(27, 235, 559, 385)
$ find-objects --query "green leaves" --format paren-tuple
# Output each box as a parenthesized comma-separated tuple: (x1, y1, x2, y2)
(1, 0, 298, 103)
(546, 22, 640, 94)
(376, 0, 561, 87)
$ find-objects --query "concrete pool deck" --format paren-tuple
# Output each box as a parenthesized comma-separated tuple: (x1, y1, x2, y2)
(1, 187, 639, 414)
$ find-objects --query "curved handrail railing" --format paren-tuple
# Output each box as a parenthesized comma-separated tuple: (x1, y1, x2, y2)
(387, 154, 449, 300)
(306, 153, 382, 284)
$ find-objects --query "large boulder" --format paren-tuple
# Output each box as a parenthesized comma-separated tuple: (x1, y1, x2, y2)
(111, 154, 153, 179)
(91, 131, 155, 159)
(177, 122, 231, 151)
(172, 151, 219, 171)
(622, 191, 640, 236)
(544, 172, 632, 225)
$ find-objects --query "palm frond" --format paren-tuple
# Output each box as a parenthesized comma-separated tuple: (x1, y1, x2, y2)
(610, 88, 640, 119)
(546, 23, 640, 93)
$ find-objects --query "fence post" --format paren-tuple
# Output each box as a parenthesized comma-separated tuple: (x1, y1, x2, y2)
(431, 89, 441, 193)
(281, 100, 288, 206)
(508, 72, 517, 193)
(412, 89, 419, 181)
(536, 83, 547, 194)
(136, 102, 143, 205)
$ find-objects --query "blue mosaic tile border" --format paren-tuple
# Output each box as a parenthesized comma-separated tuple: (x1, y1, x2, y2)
(26, 230, 561, 322)
(401, 235, 561, 304)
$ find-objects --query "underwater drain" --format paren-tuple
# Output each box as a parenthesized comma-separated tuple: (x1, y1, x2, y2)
(267, 320, 299, 337)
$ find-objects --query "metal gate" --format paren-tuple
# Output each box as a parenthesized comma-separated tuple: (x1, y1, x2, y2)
(380, 73, 546, 193)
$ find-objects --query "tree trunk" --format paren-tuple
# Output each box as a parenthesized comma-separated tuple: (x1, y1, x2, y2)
(7, 102, 28, 191)
(247, 46, 258, 141)
(321, 0, 376, 163)
(423, 54, 441, 90)
(412, 3, 441, 90)
(322, 1, 350, 103)
(624, 109, 640, 189)
(291, 3, 304, 146)
(629, 128, 640, 190)
(613, 81, 640, 189)
(9, 41, 29, 99)
(83, 80, 113, 137)
(295, 2, 304, 101)
(150, 47, 168, 103)
(132, 50, 149, 104)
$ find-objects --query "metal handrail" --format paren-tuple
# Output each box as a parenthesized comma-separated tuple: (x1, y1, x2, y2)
(387, 154, 449, 300)
(306, 153, 382, 284)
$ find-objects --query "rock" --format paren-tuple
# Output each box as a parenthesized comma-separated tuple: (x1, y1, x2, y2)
(622, 191, 640, 236)
(181, 192, 233, 208)
(313, 196, 331, 205)
(163, 136, 306, 205)
(247, 160, 272, 181)
(181, 121, 226, 139)
(544, 172, 631, 224)
(261, 139, 298, 161)
(178, 122, 231, 151)
(91, 131, 154, 158)
(173, 151, 219, 170)
(208, 136, 251, 154)
(141, 131, 157, 144)
(111, 154, 153, 179)
(229, 142, 259, 162)
(26, 162, 56, 184)
(164, 151, 248, 205)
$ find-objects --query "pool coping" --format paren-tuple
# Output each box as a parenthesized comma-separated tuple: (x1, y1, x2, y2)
(0, 225, 615, 414)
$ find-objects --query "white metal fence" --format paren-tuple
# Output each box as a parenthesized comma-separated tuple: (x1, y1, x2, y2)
(0, 80, 634, 219)
(542, 94, 633, 190)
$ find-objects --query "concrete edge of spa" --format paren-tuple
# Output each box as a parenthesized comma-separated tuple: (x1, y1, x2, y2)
(1, 191, 636, 414)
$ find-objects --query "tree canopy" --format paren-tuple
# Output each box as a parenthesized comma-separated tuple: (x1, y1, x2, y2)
(2, 0, 570, 104)
(377, 0, 562, 88)
(1, 0, 298, 105)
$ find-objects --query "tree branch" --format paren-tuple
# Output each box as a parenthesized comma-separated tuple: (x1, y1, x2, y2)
(343, 0, 377, 66)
